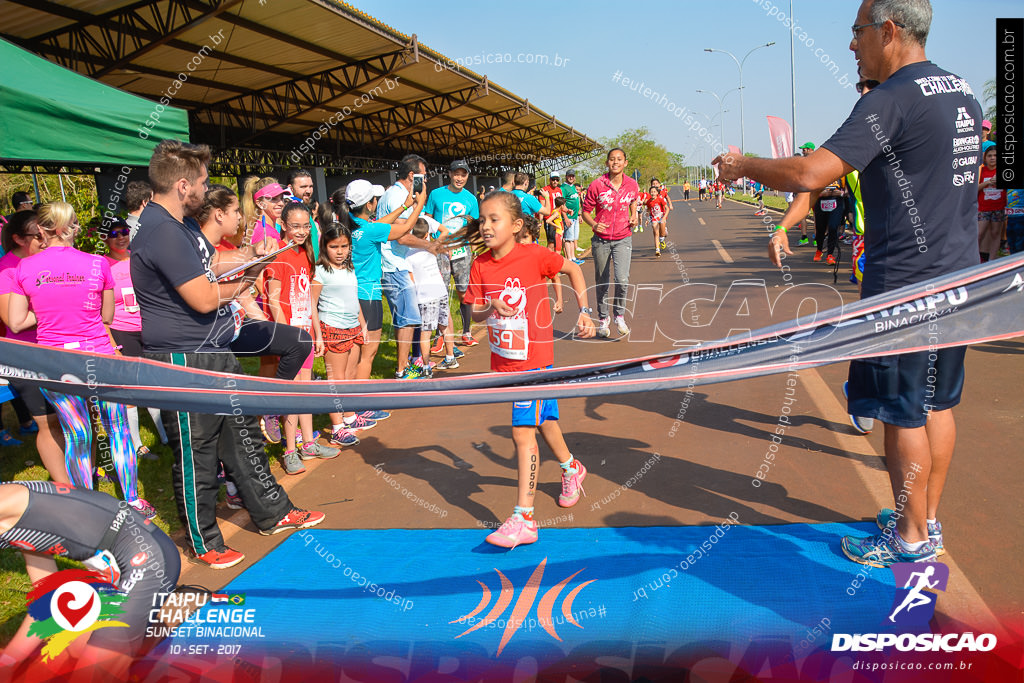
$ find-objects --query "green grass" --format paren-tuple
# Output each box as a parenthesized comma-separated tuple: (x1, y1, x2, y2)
(576, 220, 595, 253)
(728, 192, 792, 212)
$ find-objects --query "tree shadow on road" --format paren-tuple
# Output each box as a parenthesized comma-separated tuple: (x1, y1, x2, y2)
(352, 436, 508, 526)
(583, 388, 884, 468)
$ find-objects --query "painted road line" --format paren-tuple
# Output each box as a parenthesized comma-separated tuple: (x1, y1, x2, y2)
(697, 217, 706, 225)
(711, 239, 733, 263)
(800, 368, 1007, 639)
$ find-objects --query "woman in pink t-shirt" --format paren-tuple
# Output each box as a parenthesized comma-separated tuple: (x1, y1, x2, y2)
(7, 203, 154, 519)
(0, 210, 68, 482)
(103, 218, 169, 458)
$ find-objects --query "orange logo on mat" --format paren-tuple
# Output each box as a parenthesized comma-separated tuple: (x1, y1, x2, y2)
(450, 557, 596, 656)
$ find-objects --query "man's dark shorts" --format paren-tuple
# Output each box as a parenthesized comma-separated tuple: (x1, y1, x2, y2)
(847, 347, 966, 428)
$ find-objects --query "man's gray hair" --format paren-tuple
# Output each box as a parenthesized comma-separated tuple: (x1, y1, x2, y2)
(869, 0, 932, 47)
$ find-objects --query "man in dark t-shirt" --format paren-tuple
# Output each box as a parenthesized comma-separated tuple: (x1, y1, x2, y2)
(132, 203, 237, 353)
(715, 0, 980, 568)
(132, 140, 324, 570)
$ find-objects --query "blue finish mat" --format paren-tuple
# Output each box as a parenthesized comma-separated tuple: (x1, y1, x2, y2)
(163, 522, 898, 663)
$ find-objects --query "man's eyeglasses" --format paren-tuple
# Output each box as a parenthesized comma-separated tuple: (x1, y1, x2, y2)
(852, 20, 905, 39)
(109, 228, 131, 238)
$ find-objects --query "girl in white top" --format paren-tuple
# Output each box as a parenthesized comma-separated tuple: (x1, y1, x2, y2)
(311, 223, 369, 446)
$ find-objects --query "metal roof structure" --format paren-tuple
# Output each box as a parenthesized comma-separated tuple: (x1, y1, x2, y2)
(1, 0, 601, 176)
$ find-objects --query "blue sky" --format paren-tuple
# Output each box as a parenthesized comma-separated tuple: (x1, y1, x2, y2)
(362, 0, 1014, 163)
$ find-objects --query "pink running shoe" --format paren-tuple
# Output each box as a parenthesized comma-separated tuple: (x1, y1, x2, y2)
(345, 414, 377, 432)
(128, 498, 158, 520)
(485, 512, 538, 548)
(558, 460, 587, 507)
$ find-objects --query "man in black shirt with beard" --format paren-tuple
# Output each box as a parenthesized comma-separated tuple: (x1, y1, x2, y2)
(132, 140, 325, 570)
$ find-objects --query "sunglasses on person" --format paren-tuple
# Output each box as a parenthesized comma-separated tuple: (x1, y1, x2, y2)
(851, 20, 905, 39)
(108, 228, 131, 238)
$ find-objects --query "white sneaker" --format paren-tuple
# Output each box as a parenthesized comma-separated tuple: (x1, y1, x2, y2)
(597, 318, 610, 338)
(615, 315, 630, 335)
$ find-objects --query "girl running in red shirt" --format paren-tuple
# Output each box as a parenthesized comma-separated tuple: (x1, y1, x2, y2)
(458, 191, 596, 548)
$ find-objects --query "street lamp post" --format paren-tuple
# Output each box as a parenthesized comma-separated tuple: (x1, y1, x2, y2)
(696, 88, 743, 153)
(705, 41, 775, 192)
(693, 110, 727, 174)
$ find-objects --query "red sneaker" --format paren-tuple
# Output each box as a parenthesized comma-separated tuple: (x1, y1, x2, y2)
(459, 333, 479, 347)
(429, 335, 445, 355)
(191, 547, 245, 569)
(260, 508, 326, 536)
(826, 254, 836, 265)
(812, 250, 823, 262)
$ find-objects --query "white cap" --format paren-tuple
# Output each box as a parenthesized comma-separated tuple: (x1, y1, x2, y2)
(345, 179, 385, 207)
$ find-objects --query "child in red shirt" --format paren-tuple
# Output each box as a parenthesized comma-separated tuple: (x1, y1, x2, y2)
(263, 203, 340, 473)
(461, 191, 596, 548)
(646, 192, 669, 256)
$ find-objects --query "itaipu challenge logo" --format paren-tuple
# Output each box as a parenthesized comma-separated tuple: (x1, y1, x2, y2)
(25, 569, 129, 660)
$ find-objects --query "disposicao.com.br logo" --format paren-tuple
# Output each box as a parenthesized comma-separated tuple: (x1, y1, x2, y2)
(831, 562, 997, 653)
(25, 568, 129, 660)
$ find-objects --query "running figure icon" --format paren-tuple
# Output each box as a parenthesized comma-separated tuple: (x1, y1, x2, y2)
(888, 564, 940, 623)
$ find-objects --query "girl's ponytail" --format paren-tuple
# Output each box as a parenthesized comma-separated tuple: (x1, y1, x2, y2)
(445, 189, 521, 253)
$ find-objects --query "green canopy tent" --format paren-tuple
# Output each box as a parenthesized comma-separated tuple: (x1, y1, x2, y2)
(0, 38, 189, 166)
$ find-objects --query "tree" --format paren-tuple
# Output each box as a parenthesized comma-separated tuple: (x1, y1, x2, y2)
(666, 152, 688, 184)
(585, 127, 673, 185)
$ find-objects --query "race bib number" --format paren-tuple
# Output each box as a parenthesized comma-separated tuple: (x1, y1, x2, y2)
(450, 245, 469, 260)
(487, 315, 528, 360)
(983, 188, 1003, 201)
(820, 199, 838, 211)
(289, 274, 312, 329)
(486, 277, 529, 360)
(121, 286, 139, 313)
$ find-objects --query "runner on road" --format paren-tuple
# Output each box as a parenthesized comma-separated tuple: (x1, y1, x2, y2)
(646, 186, 669, 256)
(581, 148, 639, 338)
(458, 191, 595, 548)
